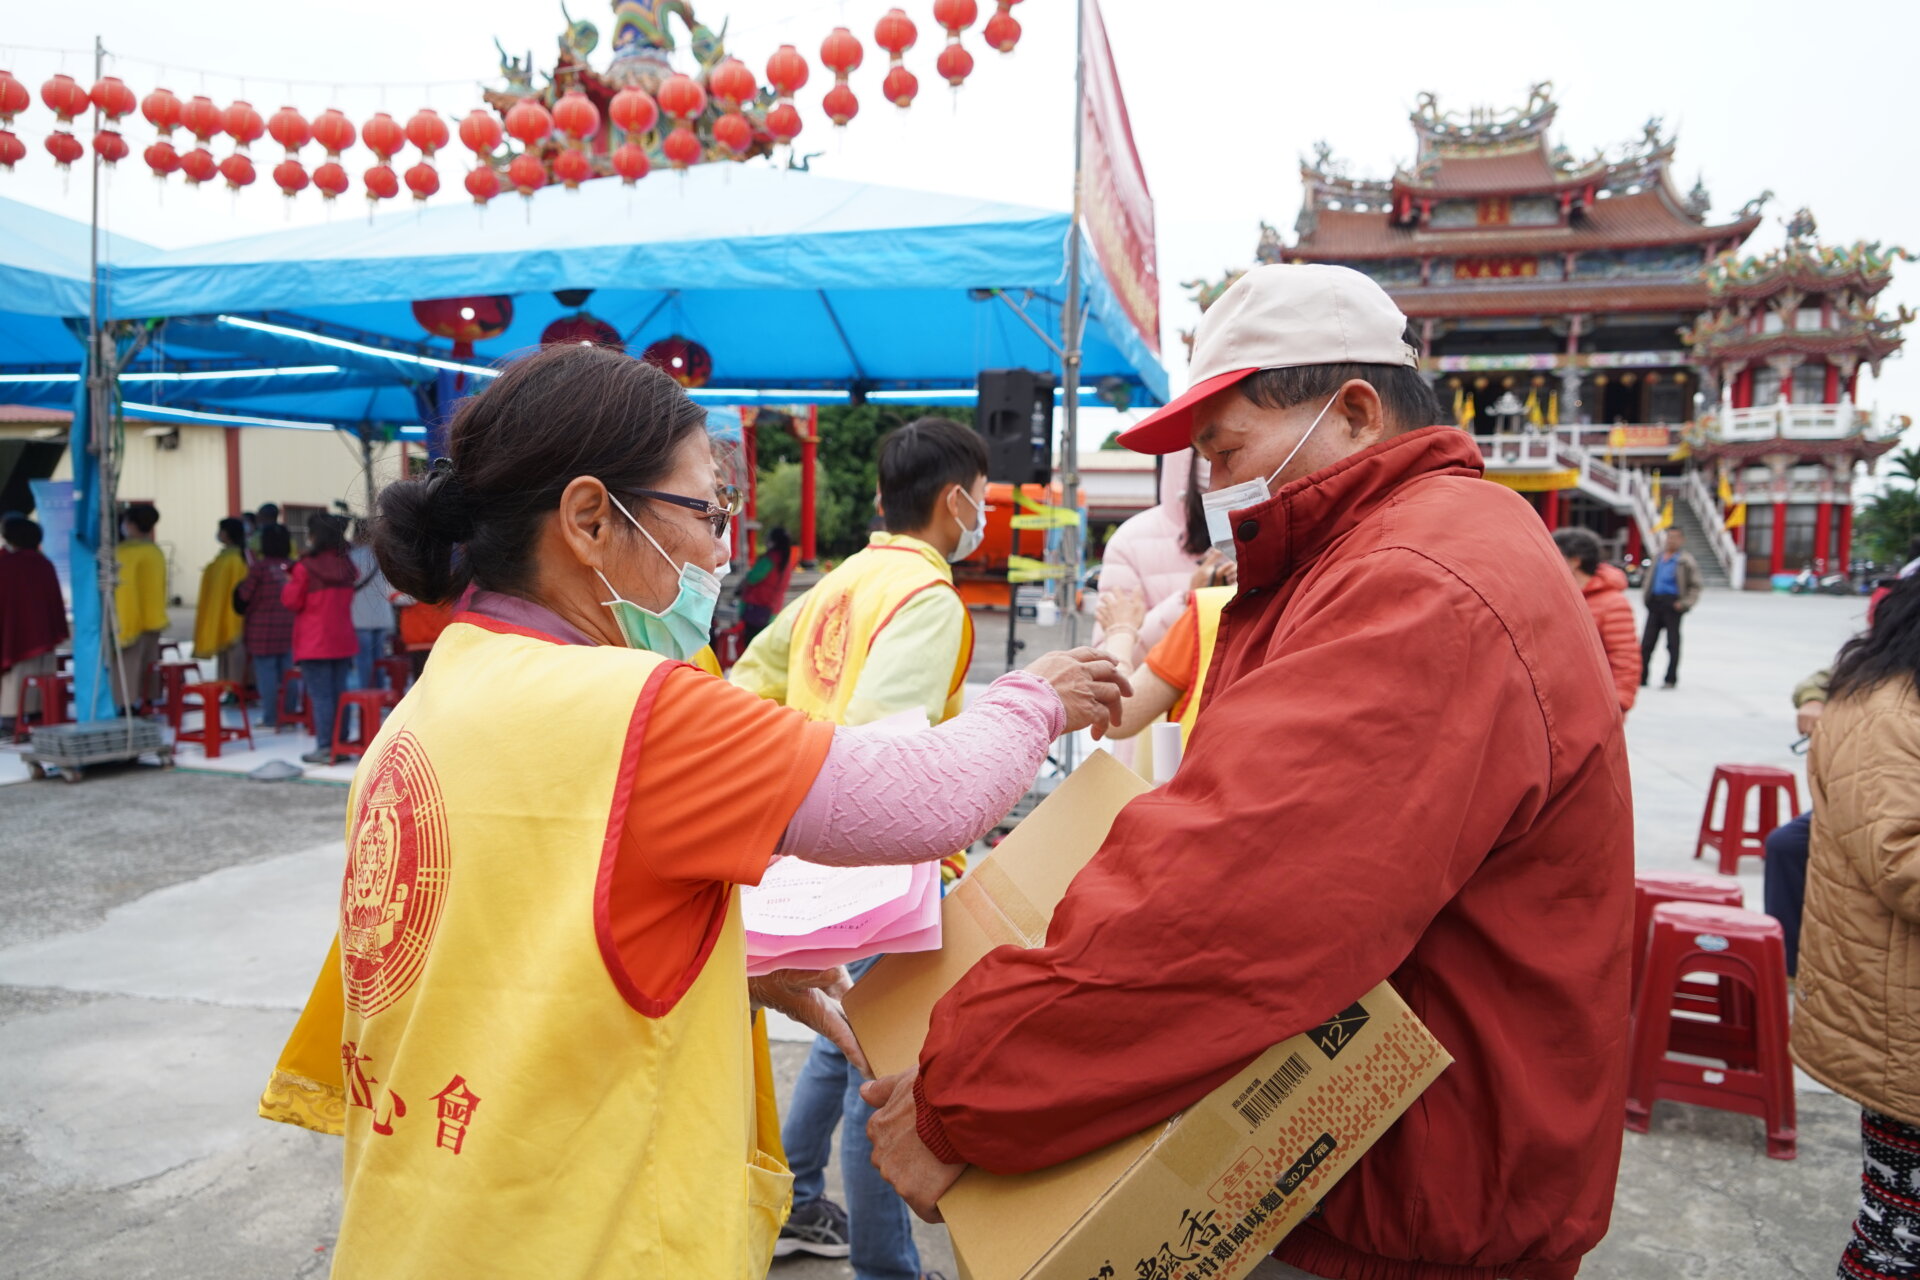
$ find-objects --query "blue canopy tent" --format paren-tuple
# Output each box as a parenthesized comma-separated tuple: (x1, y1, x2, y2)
(0, 166, 1167, 718)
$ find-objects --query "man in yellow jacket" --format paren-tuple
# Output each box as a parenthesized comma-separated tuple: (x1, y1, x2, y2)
(115, 502, 170, 710)
(730, 416, 987, 1279)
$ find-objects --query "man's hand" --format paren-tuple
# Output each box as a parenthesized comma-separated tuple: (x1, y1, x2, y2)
(748, 968, 870, 1076)
(861, 1070, 966, 1222)
(1796, 699, 1825, 738)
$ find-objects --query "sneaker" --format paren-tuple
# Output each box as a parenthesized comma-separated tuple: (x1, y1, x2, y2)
(774, 1196, 850, 1258)
(1662, 680, 1678, 689)
(300, 749, 334, 765)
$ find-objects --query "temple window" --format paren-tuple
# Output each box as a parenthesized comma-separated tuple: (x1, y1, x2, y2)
(1791, 363, 1828, 405)
(1751, 367, 1782, 404)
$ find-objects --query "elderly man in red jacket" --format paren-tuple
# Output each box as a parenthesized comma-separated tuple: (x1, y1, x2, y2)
(864, 264, 1634, 1280)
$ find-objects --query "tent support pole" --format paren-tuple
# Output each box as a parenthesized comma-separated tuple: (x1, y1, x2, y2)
(1058, 0, 1088, 772)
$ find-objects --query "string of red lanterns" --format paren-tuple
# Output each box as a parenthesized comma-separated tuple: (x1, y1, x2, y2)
(0, 3, 1030, 203)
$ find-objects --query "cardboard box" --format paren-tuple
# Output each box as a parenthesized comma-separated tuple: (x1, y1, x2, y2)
(845, 749, 1452, 1280)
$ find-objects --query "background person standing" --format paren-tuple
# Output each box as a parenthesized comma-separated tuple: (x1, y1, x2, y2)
(347, 523, 396, 689)
(115, 502, 169, 712)
(193, 518, 250, 684)
(235, 524, 297, 728)
(1640, 527, 1701, 689)
(282, 513, 357, 763)
(0, 516, 70, 737)
(1555, 526, 1639, 715)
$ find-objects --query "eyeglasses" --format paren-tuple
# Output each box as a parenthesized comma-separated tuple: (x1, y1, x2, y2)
(630, 485, 743, 539)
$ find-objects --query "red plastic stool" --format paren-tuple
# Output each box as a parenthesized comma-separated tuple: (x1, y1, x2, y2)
(150, 660, 202, 730)
(12, 672, 74, 742)
(329, 689, 399, 763)
(1694, 765, 1800, 874)
(373, 656, 413, 694)
(1633, 871, 1753, 1065)
(1625, 902, 1796, 1159)
(276, 667, 315, 734)
(174, 681, 257, 759)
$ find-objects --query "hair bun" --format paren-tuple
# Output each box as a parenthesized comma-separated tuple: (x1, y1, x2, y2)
(424, 460, 477, 542)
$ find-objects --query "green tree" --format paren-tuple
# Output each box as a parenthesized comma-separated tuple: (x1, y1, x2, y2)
(1856, 485, 1920, 565)
(1891, 446, 1920, 488)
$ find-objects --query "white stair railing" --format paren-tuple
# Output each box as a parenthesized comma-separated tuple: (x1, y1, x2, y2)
(1680, 468, 1745, 590)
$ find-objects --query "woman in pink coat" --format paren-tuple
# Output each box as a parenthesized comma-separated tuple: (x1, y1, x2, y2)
(1094, 449, 1231, 650)
(282, 513, 358, 763)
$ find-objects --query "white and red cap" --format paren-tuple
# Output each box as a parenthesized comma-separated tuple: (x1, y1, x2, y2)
(1119, 264, 1419, 455)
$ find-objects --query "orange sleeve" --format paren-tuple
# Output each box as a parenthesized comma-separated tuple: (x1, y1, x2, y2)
(1143, 600, 1200, 693)
(601, 666, 835, 1014)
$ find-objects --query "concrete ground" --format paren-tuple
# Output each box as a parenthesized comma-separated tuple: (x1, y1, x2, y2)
(0, 588, 1878, 1278)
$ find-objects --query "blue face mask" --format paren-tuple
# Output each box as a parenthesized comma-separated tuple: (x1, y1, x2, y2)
(596, 492, 727, 662)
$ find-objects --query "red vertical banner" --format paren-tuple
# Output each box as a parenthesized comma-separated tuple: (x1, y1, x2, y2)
(1078, 0, 1159, 354)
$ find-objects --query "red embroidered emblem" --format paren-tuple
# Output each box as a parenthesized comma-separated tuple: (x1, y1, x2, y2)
(803, 589, 854, 703)
(341, 730, 451, 1017)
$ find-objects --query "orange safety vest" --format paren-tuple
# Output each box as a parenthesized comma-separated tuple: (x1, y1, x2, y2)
(260, 619, 789, 1279)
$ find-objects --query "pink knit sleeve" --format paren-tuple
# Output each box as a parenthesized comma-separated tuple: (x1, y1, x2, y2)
(776, 672, 1065, 866)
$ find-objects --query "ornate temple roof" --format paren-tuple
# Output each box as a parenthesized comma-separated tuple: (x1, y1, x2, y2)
(1705, 211, 1913, 300)
(1395, 280, 1709, 319)
(1290, 190, 1755, 261)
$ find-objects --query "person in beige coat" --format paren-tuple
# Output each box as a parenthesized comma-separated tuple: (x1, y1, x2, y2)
(1792, 573, 1920, 1279)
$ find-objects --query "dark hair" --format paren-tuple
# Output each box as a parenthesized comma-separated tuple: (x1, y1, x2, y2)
(123, 502, 159, 534)
(258, 503, 281, 521)
(767, 525, 792, 553)
(1237, 324, 1442, 433)
(1553, 527, 1603, 575)
(308, 512, 350, 556)
(218, 517, 247, 549)
(1828, 574, 1920, 702)
(4, 516, 43, 550)
(260, 524, 292, 559)
(877, 417, 990, 534)
(374, 343, 708, 603)
(1180, 453, 1210, 556)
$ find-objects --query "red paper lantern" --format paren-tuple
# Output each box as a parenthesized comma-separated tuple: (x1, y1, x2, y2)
(362, 112, 404, 161)
(552, 91, 600, 143)
(541, 311, 623, 350)
(141, 87, 182, 136)
(609, 88, 658, 138)
(932, 0, 980, 32)
(611, 141, 650, 184)
(364, 162, 399, 201)
(412, 296, 514, 355)
(0, 130, 26, 171)
(268, 105, 310, 156)
(273, 158, 309, 196)
(820, 27, 864, 76)
(181, 95, 224, 143)
(875, 8, 918, 55)
(765, 102, 803, 145)
(312, 108, 355, 158)
(219, 153, 256, 189)
(92, 129, 129, 166)
(505, 97, 552, 147)
(405, 108, 449, 158)
(823, 84, 859, 127)
(0, 71, 30, 127)
(144, 140, 180, 177)
(40, 74, 90, 125)
(45, 131, 84, 170)
(661, 125, 702, 169)
(708, 58, 758, 112)
(180, 146, 218, 185)
(507, 151, 546, 196)
(552, 147, 592, 189)
(459, 108, 503, 157)
(313, 160, 350, 200)
(984, 6, 1022, 53)
(766, 46, 810, 97)
(405, 161, 439, 200)
(223, 100, 265, 152)
(936, 43, 975, 87)
(883, 66, 919, 108)
(657, 74, 706, 124)
(90, 76, 137, 122)
(464, 164, 501, 205)
(712, 111, 752, 156)
(642, 335, 712, 388)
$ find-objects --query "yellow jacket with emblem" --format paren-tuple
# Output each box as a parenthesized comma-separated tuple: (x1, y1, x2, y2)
(262, 624, 790, 1279)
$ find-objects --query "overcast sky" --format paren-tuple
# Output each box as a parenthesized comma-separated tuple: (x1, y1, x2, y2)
(6, 0, 1916, 450)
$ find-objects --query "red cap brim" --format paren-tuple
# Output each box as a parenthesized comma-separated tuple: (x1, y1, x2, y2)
(1115, 368, 1259, 454)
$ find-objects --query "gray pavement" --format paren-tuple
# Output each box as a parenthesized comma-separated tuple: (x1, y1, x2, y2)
(0, 588, 1879, 1278)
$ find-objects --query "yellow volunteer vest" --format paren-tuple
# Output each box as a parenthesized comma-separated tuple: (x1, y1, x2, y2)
(1175, 586, 1234, 744)
(310, 619, 789, 1280)
(783, 536, 974, 725)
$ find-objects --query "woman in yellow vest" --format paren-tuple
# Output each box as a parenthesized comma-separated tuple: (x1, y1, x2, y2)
(262, 344, 1128, 1280)
(192, 517, 250, 683)
(1095, 583, 1233, 744)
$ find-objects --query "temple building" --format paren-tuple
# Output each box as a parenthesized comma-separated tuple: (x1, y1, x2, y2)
(1193, 82, 1910, 587)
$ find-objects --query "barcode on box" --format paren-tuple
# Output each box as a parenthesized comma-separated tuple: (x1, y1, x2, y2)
(1235, 1053, 1310, 1129)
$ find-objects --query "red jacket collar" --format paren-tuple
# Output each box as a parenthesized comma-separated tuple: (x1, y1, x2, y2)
(1229, 426, 1484, 590)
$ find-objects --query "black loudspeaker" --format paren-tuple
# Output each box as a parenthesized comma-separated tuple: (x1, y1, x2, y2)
(975, 368, 1056, 486)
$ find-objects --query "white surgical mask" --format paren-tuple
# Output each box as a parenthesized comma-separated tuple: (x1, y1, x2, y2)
(1200, 393, 1340, 553)
(949, 488, 987, 564)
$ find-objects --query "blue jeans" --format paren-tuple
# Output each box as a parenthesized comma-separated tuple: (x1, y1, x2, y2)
(352, 628, 391, 690)
(252, 653, 291, 727)
(1762, 811, 1812, 976)
(302, 658, 353, 754)
(783, 957, 919, 1280)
